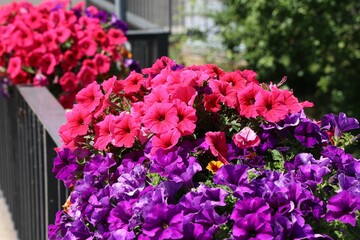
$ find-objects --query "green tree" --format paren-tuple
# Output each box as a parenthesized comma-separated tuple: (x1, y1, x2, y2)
(215, 0, 360, 118)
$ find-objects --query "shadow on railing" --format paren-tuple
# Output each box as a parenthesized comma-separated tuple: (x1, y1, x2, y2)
(0, 86, 67, 240)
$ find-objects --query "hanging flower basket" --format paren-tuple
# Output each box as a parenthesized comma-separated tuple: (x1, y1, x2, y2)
(49, 57, 360, 239)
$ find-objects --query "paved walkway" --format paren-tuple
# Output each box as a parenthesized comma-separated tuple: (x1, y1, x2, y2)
(0, 190, 18, 240)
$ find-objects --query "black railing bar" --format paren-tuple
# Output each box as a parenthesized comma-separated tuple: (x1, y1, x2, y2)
(16, 86, 66, 147)
(44, 128, 50, 238)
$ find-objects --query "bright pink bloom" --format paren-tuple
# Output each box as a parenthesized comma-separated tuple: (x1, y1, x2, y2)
(239, 69, 258, 84)
(93, 53, 110, 74)
(205, 131, 228, 164)
(7, 57, 22, 79)
(77, 65, 97, 87)
(220, 71, 247, 90)
(142, 56, 176, 81)
(254, 89, 288, 123)
(42, 30, 58, 51)
(78, 37, 97, 56)
(150, 130, 181, 155)
(76, 82, 103, 112)
(111, 113, 140, 148)
(59, 72, 79, 92)
(14, 24, 33, 47)
(237, 82, 262, 118)
(143, 86, 170, 108)
(172, 85, 198, 106)
(55, 26, 71, 43)
(94, 114, 114, 150)
(174, 100, 197, 136)
(232, 127, 260, 149)
(142, 103, 179, 134)
(123, 71, 145, 93)
(209, 80, 237, 108)
(63, 105, 92, 138)
(39, 53, 57, 75)
(108, 28, 126, 45)
(204, 94, 221, 112)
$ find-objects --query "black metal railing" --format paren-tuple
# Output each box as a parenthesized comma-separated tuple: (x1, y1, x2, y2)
(0, 86, 67, 240)
(86, 0, 170, 68)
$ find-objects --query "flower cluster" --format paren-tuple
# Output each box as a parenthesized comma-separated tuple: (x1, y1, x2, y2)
(49, 57, 360, 239)
(0, 0, 140, 108)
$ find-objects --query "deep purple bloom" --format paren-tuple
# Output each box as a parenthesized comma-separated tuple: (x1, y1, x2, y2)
(231, 197, 271, 222)
(125, 59, 142, 73)
(192, 207, 227, 239)
(83, 154, 116, 186)
(150, 149, 201, 188)
(321, 112, 359, 137)
(112, 165, 148, 200)
(52, 148, 80, 187)
(213, 164, 252, 196)
(95, 10, 109, 22)
(141, 203, 184, 240)
(294, 121, 321, 147)
(274, 214, 315, 240)
(179, 184, 228, 214)
(108, 200, 135, 231)
(232, 213, 273, 239)
(326, 190, 360, 226)
(256, 129, 277, 154)
(111, 14, 129, 33)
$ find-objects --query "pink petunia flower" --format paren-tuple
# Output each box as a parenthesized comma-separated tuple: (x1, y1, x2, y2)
(77, 65, 97, 87)
(59, 72, 79, 92)
(63, 105, 92, 138)
(93, 53, 110, 74)
(254, 89, 289, 123)
(150, 130, 181, 155)
(174, 99, 197, 136)
(123, 71, 145, 93)
(111, 113, 140, 148)
(7, 56, 22, 79)
(142, 102, 179, 134)
(39, 53, 57, 75)
(94, 114, 114, 150)
(237, 82, 262, 118)
(205, 131, 229, 164)
(171, 85, 198, 106)
(108, 28, 126, 45)
(209, 80, 237, 108)
(232, 127, 260, 149)
(76, 81, 104, 112)
(78, 37, 97, 56)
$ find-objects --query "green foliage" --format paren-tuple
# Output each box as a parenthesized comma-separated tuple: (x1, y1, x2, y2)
(215, 0, 360, 119)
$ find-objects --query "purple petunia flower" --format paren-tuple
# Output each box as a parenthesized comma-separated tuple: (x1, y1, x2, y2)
(141, 203, 184, 240)
(52, 148, 81, 188)
(321, 112, 359, 138)
(326, 190, 360, 226)
(111, 14, 129, 34)
(232, 213, 273, 239)
(231, 197, 271, 222)
(294, 121, 322, 147)
(213, 164, 253, 197)
(274, 214, 315, 240)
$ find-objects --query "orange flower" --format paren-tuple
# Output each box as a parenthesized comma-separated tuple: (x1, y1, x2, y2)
(206, 160, 224, 174)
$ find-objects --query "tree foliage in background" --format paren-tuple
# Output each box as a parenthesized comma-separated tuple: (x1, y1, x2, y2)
(215, 0, 360, 118)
